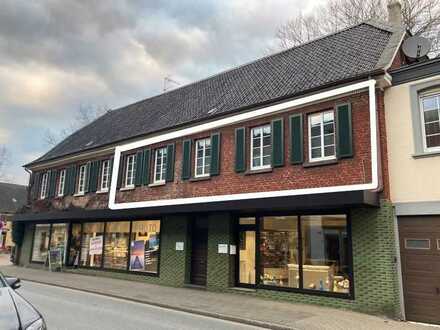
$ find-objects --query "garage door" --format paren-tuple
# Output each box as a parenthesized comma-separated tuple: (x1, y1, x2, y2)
(399, 216, 440, 325)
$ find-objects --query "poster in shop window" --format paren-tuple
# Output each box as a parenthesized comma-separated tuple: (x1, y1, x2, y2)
(130, 240, 145, 270)
(89, 236, 103, 255)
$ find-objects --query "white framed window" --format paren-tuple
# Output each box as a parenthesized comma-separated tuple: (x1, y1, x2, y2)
(125, 155, 136, 188)
(154, 147, 167, 183)
(309, 111, 336, 162)
(420, 92, 440, 152)
(57, 169, 66, 197)
(77, 164, 87, 195)
(250, 125, 271, 170)
(100, 160, 110, 191)
(40, 172, 49, 199)
(195, 138, 211, 177)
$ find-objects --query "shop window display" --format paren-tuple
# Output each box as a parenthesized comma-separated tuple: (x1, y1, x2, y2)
(103, 221, 130, 270)
(80, 222, 104, 267)
(68, 223, 81, 266)
(31, 224, 50, 262)
(301, 215, 349, 293)
(129, 220, 160, 273)
(49, 223, 68, 264)
(260, 216, 299, 288)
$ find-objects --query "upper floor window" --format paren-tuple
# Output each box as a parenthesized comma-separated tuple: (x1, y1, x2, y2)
(57, 169, 66, 196)
(195, 138, 211, 177)
(309, 111, 336, 162)
(420, 92, 440, 151)
(40, 172, 49, 199)
(77, 164, 87, 194)
(100, 160, 110, 191)
(251, 125, 271, 170)
(125, 155, 136, 188)
(154, 147, 167, 183)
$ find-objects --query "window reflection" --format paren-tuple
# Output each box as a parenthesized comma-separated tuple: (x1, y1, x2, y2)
(31, 224, 50, 262)
(68, 223, 81, 266)
(301, 215, 349, 293)
(80, 222, 104, 267)
(50, 223, 68, 264)
(104, 222, 130, 270)
(260, 216, 299, 288)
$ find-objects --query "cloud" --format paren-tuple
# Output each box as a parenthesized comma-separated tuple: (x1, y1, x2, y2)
(0, 0, 318, 184)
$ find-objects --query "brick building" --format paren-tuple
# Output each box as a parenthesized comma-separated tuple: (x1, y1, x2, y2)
(14, 17, 411, 318)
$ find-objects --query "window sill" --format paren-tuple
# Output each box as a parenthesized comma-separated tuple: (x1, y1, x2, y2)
(303, 159, 338, 168)
(412, 150, 440, 159)
(96, 189, 109, 194)
(244, 167, 273, 175)
(120, 186, 135, 191)
(73, 193, 85, 197)
(190, 175, 211, 182)
(148, 182, 166, 188)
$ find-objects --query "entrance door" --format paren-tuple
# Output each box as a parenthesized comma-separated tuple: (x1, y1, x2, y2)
(238, 230, 256, 285)
(190, 220, 208, 286)
(399, 216, 440, 324)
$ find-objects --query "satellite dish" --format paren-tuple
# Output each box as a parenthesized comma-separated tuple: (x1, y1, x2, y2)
(402, 36, 431, 59)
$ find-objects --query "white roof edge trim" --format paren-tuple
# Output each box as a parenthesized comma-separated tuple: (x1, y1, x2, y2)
(109, 79, 378, 210)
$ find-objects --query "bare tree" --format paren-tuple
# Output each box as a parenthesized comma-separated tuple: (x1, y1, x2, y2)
(44, 104, 108, 147)
(276, 0, 440, 54)
(0, 145, 9, 180)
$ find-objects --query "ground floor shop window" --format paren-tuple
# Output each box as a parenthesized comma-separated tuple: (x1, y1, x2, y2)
(80, 222, 105, 268)
(130, 220, 160, 273)
(301, 215, 349, 293)
(104, 221, 130, 270)
(260, 216, 299, 288)
(49, 223, 68, 264)
(68, 223, 81, 266)
(31, 224, 50, 262)
(238, 214, 351, 297)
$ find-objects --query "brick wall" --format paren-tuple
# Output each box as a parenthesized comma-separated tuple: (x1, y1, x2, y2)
(30, 89, 387, 213)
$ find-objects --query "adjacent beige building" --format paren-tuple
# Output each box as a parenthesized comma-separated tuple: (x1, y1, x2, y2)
(385, 58, 440, 325)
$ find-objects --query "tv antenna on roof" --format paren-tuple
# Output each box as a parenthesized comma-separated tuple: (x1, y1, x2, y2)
(163, 76, 180, 92)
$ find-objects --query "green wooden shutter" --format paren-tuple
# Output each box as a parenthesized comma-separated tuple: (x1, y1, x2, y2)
(181, 139, 192, 180)
(117, 155, 126, 188)
(31, 172, 40, 200)
(271, 118, 284, 167)
(336, 103, 353, 158)
(84, 162, 92, 193)
(90, 160, 100, 193)
(135, 151, 144, 187)
(142, 149, 150, 185)
(108, 158, 114, 185)
(70, 165, 78, 195)
(210, 133, 221, 176)
(48, 170, 56, 198)
(166, 143, 175, 182)
(51, 170, 58, 197)
(235, 127, 246, 173)
(290, 114, 304, 164)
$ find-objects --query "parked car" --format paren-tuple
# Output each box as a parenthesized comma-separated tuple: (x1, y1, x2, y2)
(0, 272, 46, 330)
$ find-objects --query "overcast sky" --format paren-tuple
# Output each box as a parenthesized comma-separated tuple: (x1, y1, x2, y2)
(0, 0, 323, 185)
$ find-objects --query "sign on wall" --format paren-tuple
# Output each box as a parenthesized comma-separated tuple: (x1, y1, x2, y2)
(89, 236, 103, 255)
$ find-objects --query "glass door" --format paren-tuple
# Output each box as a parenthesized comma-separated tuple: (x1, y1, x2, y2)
(237, 217, 257, 287)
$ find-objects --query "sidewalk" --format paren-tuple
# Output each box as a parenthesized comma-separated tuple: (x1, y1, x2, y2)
(0, 265, 430, 330)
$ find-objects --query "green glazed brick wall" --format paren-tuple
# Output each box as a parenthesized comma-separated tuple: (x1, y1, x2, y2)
(206, 213, 234, 289)
(222, 200, 401, 318)
(18, 223, 36, 267)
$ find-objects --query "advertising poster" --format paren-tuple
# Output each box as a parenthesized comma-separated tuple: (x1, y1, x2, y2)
(89, 236, 103, 255)
(130, 240, 145, 270)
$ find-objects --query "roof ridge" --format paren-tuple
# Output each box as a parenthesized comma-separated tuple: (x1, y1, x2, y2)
(110, 20, 394, 115)
(0, 182, 27, 188)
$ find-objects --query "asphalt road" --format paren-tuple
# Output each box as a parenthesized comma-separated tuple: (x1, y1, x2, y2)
(19, 281, 264, 330)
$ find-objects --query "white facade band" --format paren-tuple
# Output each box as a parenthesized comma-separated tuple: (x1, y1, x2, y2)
(109, 79, 378, 210)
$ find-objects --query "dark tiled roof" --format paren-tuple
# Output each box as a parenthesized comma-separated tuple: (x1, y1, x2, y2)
(0, 182, 27, 213)
(28, 22, 403, 167)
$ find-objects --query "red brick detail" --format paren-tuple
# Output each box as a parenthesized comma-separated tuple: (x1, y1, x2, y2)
(30, 90, 390, 212)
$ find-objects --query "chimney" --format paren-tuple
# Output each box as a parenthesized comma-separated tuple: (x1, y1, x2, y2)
(387, 1, 402, 27)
